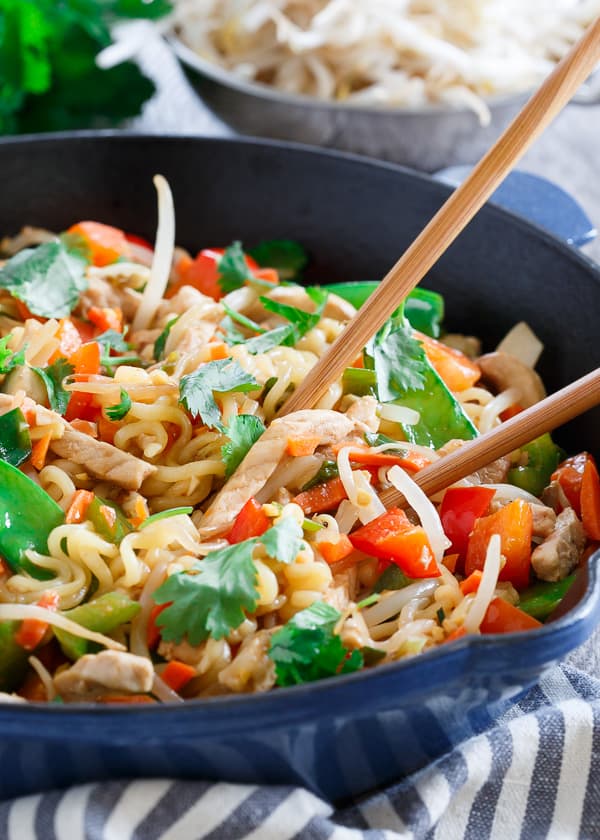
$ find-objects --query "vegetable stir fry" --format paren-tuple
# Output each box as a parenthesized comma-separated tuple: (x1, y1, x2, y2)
(0, 178, 596, 705)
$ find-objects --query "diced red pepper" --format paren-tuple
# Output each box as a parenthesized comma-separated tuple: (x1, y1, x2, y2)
(459, 569, 483, 595)
(480, 597, 542, 634)
(161, 660, 197, 693)
(440, 486, 496, 564)
(349, 507, 440, 579)
(167, 248, 260, 301)
(67, 221, 131, 267)
(14, 590, 60, 651)
(226, 498, 270, 544)
(68, 342, 101, 375)
(581, 457, 600, 541)
(318, 534, 354, 565)
(551, 452, 590, 515)
(465, 499, 533, 590)
(415, 331, 481, 391)
(87, 306, 123, 333)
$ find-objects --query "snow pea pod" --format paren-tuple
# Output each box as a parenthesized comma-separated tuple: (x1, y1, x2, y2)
(518, 576, 576, 621)
(0, 407, 31, 467)
(0, 460, 64, 579)
(54, 592, 141, 660)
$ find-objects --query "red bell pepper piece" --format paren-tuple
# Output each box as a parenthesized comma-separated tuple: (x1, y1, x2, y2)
(440, 486, 496, 563)
(226, 498, 270, 544)
(294, 477, 349, 516)
(67, 221, 131, 267)
(465, 499, 533, 590)
(14, 590, 60, 651)
(414, 331, 481, 391)
(480, 597, 542, 634)
(168, 248, 260, 301)
(161, 660, 197, 693)
(551, 452, 590, 515)
(581, 456, 600, 540)
(349, 507, 440, 578)
(318, 534, 354, 565)
(147, 602, 169, 650)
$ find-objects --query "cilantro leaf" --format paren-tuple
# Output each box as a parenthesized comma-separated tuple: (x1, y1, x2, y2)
(179, 359, 259, 431)
(105, 388, 132, 421)
(262, 517, 304, 565)
(268, 601, 364, 686)
(221, 304, 265, 335)
(244, 325, 295, 354)
(221, 414, 266, 477)
(260, 286, 328, 345)
(0, 241, 87, 318)
(32, 357, 74, 415)
(249, 240, 308, 281)
(154, 540, 259, 644)
(96, 329, 130, 354)
(153, 316, 179, 360)
(218, 242, 251, 295)
(364, 318, 428, 401)
(0, 336, 25, 374)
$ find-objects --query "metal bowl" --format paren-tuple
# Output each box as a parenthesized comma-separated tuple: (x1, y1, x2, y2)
(0, 133, 599, 803)
(171, 36, 600, 171)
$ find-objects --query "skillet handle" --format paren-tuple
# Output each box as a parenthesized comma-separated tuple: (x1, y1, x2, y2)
(434, 168, 597, 249)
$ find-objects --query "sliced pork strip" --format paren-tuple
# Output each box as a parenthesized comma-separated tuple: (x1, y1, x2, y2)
(54, 651, 153, 701)
(531, 508, 585, 582)
(199, 409, 359, 536)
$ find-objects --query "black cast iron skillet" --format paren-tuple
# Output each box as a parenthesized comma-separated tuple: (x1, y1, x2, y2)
(0, 133, 598, 803)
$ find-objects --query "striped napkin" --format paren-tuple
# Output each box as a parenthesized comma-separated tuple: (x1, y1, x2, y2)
(3, 663, 598, 840)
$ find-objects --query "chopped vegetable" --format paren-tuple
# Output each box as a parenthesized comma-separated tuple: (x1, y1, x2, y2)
(161, 660, 197, 693)
(334, 443, 431, 472)
(507, 434, 564, 497)
(268, 601, 363, 686)
(518, 576, 576, 621)
(465, 499, 533, 590)
(459, 570, 483, 595)
(440, 486, 496, 559)
(0, 622, 29, 692)
(67, 222, 130, 267)
(415, 331, 481, 391)
(50, 318, 82, 362)
(342, 367, 377, 397)
(261, 517, 304, 565)
(286, 436, 320, 457)
(318, 534, 354, 565)
(350, 508, 440, 578)
(364, 316, 429, 399)
(54, 592, 141, 660)
(66, 490, 95, 525)
(222, 415, 266, 477)
(105, 388, 132, 421)
(0, 241, 88, 318)
(301, 460, 339, 491)
(140, 508, 194, 529)
(551, 453, 589, 515)
(154, 316, 179, 360)
(0, 460, 65, 578)
(373, 565, 415, 592)
(217, 242, 258, 295)
(87, 306, 123, 333)
(243, 325, 296, 354)
(86, 496, 133, 544)
(226, 498, 270, 544)
(0, 408, 31, 467)
(30, 431, 52, 471)
(249, 240, 308, 281)
(0, 336, 25, 374)
(294, 476, 349, 515)
(581, 456, 600, 541)
(480, 597, 542, 634)
(33, 357, 74, 415)
(179, 359, 259, 431)
(14, 590, 59, 651)
(260, 287, 328, 344)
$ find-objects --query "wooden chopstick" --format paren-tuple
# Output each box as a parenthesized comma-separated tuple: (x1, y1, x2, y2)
(379, 368, 600, 509)
(280, 17, 600, 416)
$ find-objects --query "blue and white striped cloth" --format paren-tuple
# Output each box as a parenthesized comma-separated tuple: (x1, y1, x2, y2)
(3, 663, 599, 839)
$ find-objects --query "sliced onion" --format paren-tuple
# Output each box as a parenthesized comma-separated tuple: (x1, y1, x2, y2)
(378, 403, 420, 425)
(480, 483, 541, 506)
(362, 580, 439, 626)
(335, 499, 359, 533)
(479, 387, 521, 433)
(387, 465, 450, 565)
(463, 534, 502, 633)
(337, 447, 385, 524)
(496, 322, 543, 368)
(132, 174, 175, 332)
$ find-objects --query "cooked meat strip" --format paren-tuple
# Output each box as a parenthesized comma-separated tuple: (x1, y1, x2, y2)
(531, 508, 585, 582)
(199, 408, 361, 536)
(50, 426, 155, 490)
(530, 503, 557, 541)
(542, 480, 571, 513)
(54, 651, 154, 701)
(469, 456, 511, 485)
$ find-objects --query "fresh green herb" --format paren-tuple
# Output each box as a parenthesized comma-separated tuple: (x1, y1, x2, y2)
(86, 496, 132, 544)
(357, 593, 380, 610)
(154, 518, 304, 644)
(262, 517, 304, 565)
(218, 241, 251, 295)
(219, 316, 247, 346)
(268, 601, 363, 686)
(260, 287, 328, 345)
(221, 414, 266, 477)
(105, 388, 132, 420)
(0, 0, 170, 136)
(96, 329, 130, 354)
(222, 304, 265, 335)
(244, 325, 295, 355)
(364, 317, 428, 401)
(0, 336, 25, 374)
(437, 607, 446, 624)
(373, 565, 414, 593)
(140, 507, 194, 529)
(154, 316, 179, 360)
(0, 241, 87, 318)
(101, 354, 142, 372)
(179, 359, 259, 431)
(364, 432, 406, 452)
(301, 460, 339, 491)
(32, 357, 74, 415)
(249, 240, 308, 281)
(0, 407, 31, 466)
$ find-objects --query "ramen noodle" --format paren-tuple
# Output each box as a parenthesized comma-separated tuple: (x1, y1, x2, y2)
(0, 176, 596, 704)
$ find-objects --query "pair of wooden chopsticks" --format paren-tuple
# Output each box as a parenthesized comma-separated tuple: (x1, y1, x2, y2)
(278, 17, 600, 508)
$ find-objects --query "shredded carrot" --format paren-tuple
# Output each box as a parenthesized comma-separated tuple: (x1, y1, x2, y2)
(318, 534, 355, 565)
(443, 626, 468, 644)
(251, 267, 279, 285)
(500, 403, 524, 422)
(99, 504, 117, 531)
(87, 306, 123, 333)
(66, 489, 95, 524)
(30, 431, 52, 471)
(14, 590, 59, 651)
(581, 457, 600, 541)
(207, 342, 229, 361)
(286, 436, 321, 457)
(129, 497, 149, 529)
(442, 553, 459, 573)
(70, 419, 98, 438)
(294, 477, 349, 515)
(460, 569, 483, 595)
(161, 660, 197, 693)
(331, 443, 431, 472)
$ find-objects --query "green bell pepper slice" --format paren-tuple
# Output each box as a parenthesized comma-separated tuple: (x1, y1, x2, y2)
(0, 408, 31, 467)
(0, 621, 30, 692)
(507, 434, 565, 498)
(324, 282, 444, 337)
(0, 460, 65, 578)
(341, 367, 377, 397)
(54, 592, 141, 660)
(373, 565, 415, 592)
(518, 576, 575, 621)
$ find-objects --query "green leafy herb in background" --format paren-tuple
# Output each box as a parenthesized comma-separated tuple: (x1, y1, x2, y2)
(0, 336, 25, 374)
(221, 414, 266, 477)
(249, 240, 308, 281)
(105, 387, 132, 420)
(32, 357, 74, 415)
(179, 359, 259, 431)
(0, 0, 172, 135)
(364, 317, 429, 402)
